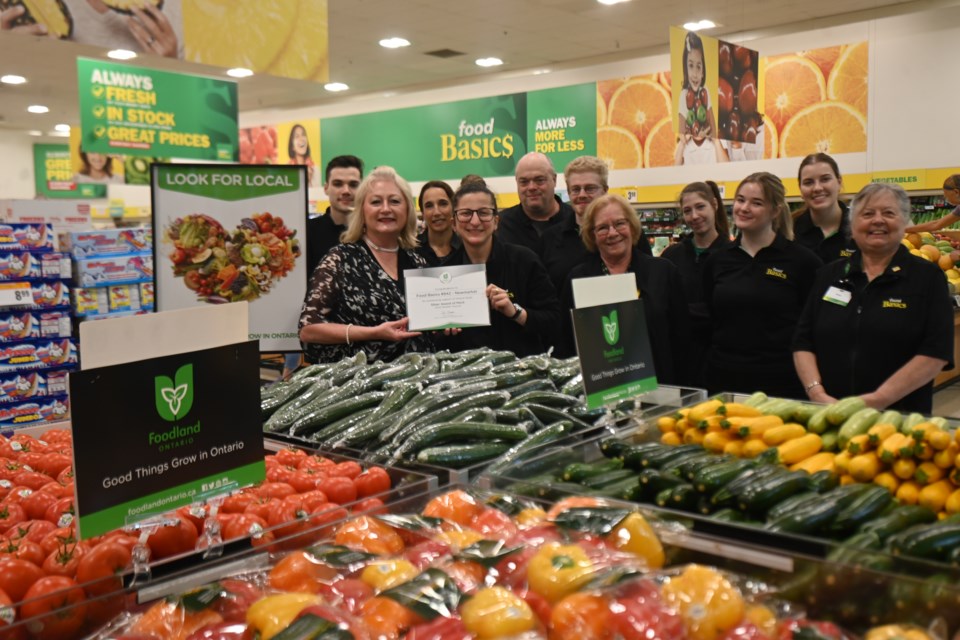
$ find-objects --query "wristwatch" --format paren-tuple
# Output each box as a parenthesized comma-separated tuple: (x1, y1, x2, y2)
(510, 303, 524, 320)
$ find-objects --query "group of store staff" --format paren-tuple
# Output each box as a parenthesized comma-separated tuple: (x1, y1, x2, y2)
(298, 152, 957, 414)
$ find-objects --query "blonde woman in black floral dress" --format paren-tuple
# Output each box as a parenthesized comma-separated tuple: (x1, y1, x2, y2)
(299, 166, 432, 363)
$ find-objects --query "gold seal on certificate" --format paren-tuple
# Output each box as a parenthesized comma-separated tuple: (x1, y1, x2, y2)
(404, 264, 491, 331)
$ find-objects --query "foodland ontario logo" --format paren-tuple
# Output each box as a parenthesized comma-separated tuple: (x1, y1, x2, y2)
(602, 310, 620, 346)
(155, 364, 194, 421)
(439, 271, 452, 284)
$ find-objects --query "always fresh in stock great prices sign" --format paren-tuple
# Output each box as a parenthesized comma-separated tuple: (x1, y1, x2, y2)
(77, 57, 239, 162)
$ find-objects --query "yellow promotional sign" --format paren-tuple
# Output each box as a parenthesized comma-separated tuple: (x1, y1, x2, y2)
(276, 120, 322, 188)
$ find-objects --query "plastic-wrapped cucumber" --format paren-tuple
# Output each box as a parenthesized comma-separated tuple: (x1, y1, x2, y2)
(291, 391, 387, 437)
(261, 377, 316, 418)
(502, 377, 556, 398)
(387, 390, 512, 445)
(310, 407, 378, 445)
(560, 373, 584, 397)
(369, 382, 421, 421)
(263, 379, 333, 431)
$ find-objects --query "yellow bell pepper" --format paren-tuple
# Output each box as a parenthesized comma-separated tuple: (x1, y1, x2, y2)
(661, 564, 744, 640)
(606, 512, 665, 569)
(360, 559, 420, 591)
(461, 586, 538, 639)
(525, 542, 594, 603)
(246, 593, 323, 640)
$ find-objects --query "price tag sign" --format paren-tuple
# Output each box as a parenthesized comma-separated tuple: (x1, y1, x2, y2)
(0, 282, 33, 308)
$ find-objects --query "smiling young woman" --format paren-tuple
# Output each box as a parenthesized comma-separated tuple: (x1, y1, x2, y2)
(793, 153, 857, 263)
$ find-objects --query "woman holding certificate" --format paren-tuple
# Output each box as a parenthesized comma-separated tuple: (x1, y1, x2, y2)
(440, 183, 559, 356)
(299, 166, 433, 363)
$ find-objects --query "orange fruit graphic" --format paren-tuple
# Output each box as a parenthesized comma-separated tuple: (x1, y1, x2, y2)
(763, 56, 826, 134)
(779, 101, 866, 158)
(658, 70, 672, 93)
(827, 42, 869, 116)
(797, 45, 844, 80)
(643, 117, 676, 168)
(184, 0, 298, 70)
(762, 114, 779, 160)
(266, 0, 328, 79)
(598, 78, 627, 106)
(597, 125, 642, 170)
(597, 92, 607, 127)
(608, 78, 672, 147)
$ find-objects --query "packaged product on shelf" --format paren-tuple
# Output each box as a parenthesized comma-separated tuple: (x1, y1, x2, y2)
(0, 222, 54, 252)
(0, 367, 69, 402)
(0, 251, 71, 281)
(3, 280, 71, 311)
(0, 393, 69, 429)
(0, 310, 72, 341)
(140, 281, 154, 310)
(0, 337, 78, 372)
(73, 254, 154, 287)
(72, 283, 145, 317)
(59, 227, 153, 258)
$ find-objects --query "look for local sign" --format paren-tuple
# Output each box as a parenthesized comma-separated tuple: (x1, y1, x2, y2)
(77, 57, 239, 162)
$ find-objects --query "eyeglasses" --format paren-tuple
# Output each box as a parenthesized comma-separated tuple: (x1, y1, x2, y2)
(593, 219, 630, 236)
(517, 176, 550, 188)
(455, 208, 496, 222)
(568, 184, 602, 196)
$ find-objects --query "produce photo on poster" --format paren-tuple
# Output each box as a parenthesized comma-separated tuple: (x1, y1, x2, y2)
(277, 120, 321, 188)
(240, 126, 278, 165)
(596, 40, 868, 168)
(152, 164, 308, 351)
(670, 28, 729, 165)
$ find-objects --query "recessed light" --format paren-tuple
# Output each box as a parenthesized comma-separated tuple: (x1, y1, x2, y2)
(107, 49, 137, 60)
(27, 130, 42, 136)
(532, 69, 551, 75)
(27, 105, 49, 114)
(1, 75, 26, 85)
(324, 82, 349, 92)
(475, 57, 503, 67)
(54, 124, 71, 133)
(379, 37, 410, 49)
(683, 19, 716, 31)
(227, 67, 254, 78)
(597, 0, 630, 5)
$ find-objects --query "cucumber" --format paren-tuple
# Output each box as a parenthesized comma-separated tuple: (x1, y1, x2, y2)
(364, 359, 423, 388)
(260, 377, 316, 418)
(523, 403, 594, 432)
(455, 407, 498, 423)
(369, 382, 421, 421)
(826, 396, 868, 426)
(394, 421, 528, 461)
(737, 471, 811, 515)
(309, 407, 378, 445)
(380, 387, 506, 442)
(859, 504, 937, 541)
(692, 458, 755, 495)
(828, 485, 895, 535)
(384, 356, 439, 388)
(486, 369, 537, 389)
(286, 363, 329, 381)
(491, 408, 525, 424)
(757, 398, 802, 422)
(502, 377, 556, 398)
(837, 407, 882, 448)
(391, 390, 512, 444)
(560, 373, 584, 397)
(290, 391, 387, 437)
(474, 350, 519, 367)
(562, 459, 624, 482)
(427, 360, 494, 383)
(263, 379, 335, 431)
(503, 390, 580, 410)
(416, 442, 511, 468)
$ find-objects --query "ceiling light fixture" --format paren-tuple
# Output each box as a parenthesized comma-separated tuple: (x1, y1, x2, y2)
(597, 0, 630, 5)
(683, 19, 716, 31)
(475, 57, 503, 67)
(227, 68, 254, 78)
(324, 82, 349, 92)
(27, 105, 49, 114)
(54, 124, 71, 133)
(379, 37, 410, 49)
(0, 74, 26, 85)
(107, 49, 137, 60)
(532, 69, 551, 75)
(27, 130, 42, 137)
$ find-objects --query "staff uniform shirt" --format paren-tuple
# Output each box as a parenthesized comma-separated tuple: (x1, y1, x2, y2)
(793, 202, 856, 265)
(703, 235, 823, 374)
(441, 238, 560, 357)
(299, 243, 433, 363)
(793, 245, 954, 413)
(560, 248, 690, 385)
(497, 196, 575, 255)
(416, 229, 462, 267)
(306, 207, 347, 277)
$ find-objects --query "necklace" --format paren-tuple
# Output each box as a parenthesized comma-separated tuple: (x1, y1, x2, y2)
(364, 236, 399, 253)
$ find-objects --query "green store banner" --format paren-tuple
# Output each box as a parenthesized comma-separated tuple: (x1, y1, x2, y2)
(32, 143, 106, 199)
(77, 57, 239, 162)
(321, 84, 595, 181)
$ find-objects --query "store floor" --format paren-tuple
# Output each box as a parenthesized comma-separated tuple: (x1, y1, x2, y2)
(934, 380, 960, 418)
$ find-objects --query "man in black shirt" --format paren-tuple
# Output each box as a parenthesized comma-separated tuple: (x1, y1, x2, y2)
(497, 152, 574, 254)
(305, 155, 364, 276)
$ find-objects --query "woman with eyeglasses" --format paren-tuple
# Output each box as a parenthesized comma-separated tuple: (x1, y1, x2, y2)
(299, 166, 433, 363)
(794, 183, 952, 413)
(559, 194, 690, 384)
(416, 180, 461, 266)
(440, 182, 559, 356)
(702, 172, 822, 398)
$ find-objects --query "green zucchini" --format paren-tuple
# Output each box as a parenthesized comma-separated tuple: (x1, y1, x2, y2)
(562, 459, 624, 482)
(765, 494, 845, 534)
(657, 484, 698, 511)
(876, 409, 903, 430)
(805, 405, 831, 434)
(638, 468, 687, 497)
(394, 421, 528, 461)
(515, 446, 581, 477)
(621, 443, 667, 469)
(836, 407, 882, 448)
(582, 469, 635, 489)
(592, 475, 643, 500)
(711, 508, 747, 523)
(290, 391, 387, 437)
(828, 485, 895, 535)
(819, 429, 840, 452)
(710, 465, 785, 508)
(416, 442, 511, 468)
(638, 444, 705, 470)
(742, 391, 768, 407)
(859, 504, 937, 541)
(658, 450, 716, 479)
(765, 491, 821, 521)
(737, 470, 811, 514)
(889, 523, 960, 560)
(899, 412, 926, 434)
(537, 480, 591, 502)
(808, 469, 840, 493)
(757, 398, 802, 422)
(599, 437, 630, 459)
(790, 402, 820, 426)
(692, 458, 755, 495)
(825, 396, 868, 426)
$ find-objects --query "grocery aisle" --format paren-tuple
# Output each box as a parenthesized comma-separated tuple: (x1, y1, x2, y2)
(933, 379, 960, 417)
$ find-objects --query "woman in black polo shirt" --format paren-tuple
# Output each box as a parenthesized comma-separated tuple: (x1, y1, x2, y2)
(703, 172, 822, 398)
(792, 153, 857, 264)
(794, 182, 953, 413)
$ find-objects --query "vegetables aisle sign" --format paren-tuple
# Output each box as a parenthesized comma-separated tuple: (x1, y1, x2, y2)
(77, 57, 239, 162)
(152, 164, 308, 351)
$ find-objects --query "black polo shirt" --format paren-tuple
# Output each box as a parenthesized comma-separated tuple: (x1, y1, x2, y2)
(703, 235, 823, 373)
(306, 208, 346, 276)
(497, 196, 575, 255)
(793, 202, 856, 265)
(661, 234, 732, 308)
(793, 245, 954, 413)
(416, 229, 462, 266)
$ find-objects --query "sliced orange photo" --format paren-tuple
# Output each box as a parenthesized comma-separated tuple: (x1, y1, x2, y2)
(828, 42, 869, 116)
(762, 114, 779, 160)
(608, 78, 672, 147)
(185, 0, 299, 70)
(643, 117, 676, 168)
(779, 101, 866, 158)
(597, 125, 642, 170)
(797, 45, 844, 80)
(267, 0, 329, 80)
(763, 55, 826, 134)
(597, 92, 607, 128)
(597, 78, 627, 106)
(657, 70, 672, 93)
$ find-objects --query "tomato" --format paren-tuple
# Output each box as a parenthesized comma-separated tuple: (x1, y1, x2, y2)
(404, 540, 451, 570)
(42, 498, 75, 528)
(42, 542, 85, 578)
(0, 558, 43, 601)
(0, 586, 14, 630)
(316, 476, 356, 505)
(31, 455, 71, 480)
(39, 527, 76, 557)
(184, 270, 203, 290)
(607, 596, 686, 640)
(19, 576, 86, 640)
(722, 623, 772, 640)
(7, 519, 55, 544)
(243, 498, 279, 523)
(219, 493, 257, 514)
(0, 463, 25, 484)
(422, 490, 482, 526)
(36, 483, 72, 500)
(470, 507, 518, 541)
(738, 70, 758, 115)
(272, 449, 307, 468)
(146, 516, 199, 560)
(6, 539, 45, 566)
(296, 490, 329, 514)
(352, 497, 387, 515)
(266, 501, 309, 543)
(777, 619, 845, 640)
(54, 468, 73, 486)
(256, 482, 296, 501)
(20, 491, 56, 522)
(11, 472, 53, 492)
(298, 456, 335, 474)
(0, 505, 26, 535)
(287, 472, 321, 494)
(319, 578, 373, 615)
(328, 461, 362, 480)
(76, 540, 131, 596)
(268, 550, 338, 594)
(221, 514, 270, 543)
(265, 465, 297, 484)
(178, 506, 208, 535)
(406, 615, 472, 640)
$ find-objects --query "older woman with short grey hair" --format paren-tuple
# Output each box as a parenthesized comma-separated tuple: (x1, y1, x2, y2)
(793, 182, 953, 413)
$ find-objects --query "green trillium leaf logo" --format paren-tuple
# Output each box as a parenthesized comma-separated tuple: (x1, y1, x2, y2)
(156, 364, 194, 421)
(602, 310, 619, 346)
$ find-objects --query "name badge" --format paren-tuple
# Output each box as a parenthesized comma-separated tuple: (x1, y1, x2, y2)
(823, 286, 852, 306)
